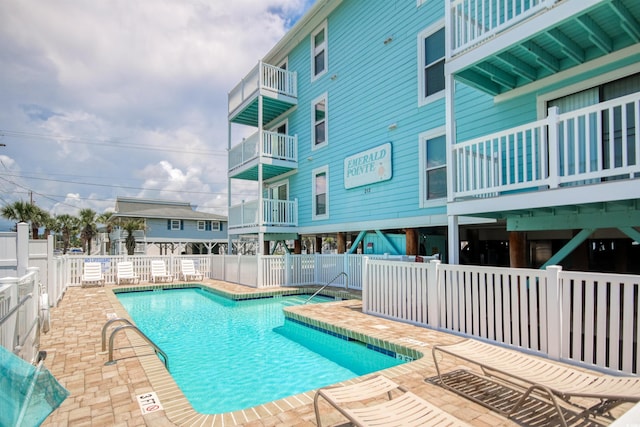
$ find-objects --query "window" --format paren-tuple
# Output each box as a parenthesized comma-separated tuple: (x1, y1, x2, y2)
(197, 221, 221, 231)
(312, 93, 328, 149)
(418, 23, 445, 105)
(419, 128, 447, 206)
(169, 219, 182, 230)
(312, 166, 329, 220)
(311, 22, 328, 80)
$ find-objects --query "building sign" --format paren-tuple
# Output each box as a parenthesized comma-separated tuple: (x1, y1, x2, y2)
(344, 142, 392, 189)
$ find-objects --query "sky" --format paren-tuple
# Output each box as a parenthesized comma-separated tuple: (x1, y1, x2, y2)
(0, 0, 315, 230)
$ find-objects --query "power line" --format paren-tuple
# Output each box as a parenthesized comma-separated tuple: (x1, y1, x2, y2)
(0, 172, 229, 195)
(0, 129, 227, 156)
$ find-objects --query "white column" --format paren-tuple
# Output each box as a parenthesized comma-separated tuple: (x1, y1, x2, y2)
(447, 215, 459, 264)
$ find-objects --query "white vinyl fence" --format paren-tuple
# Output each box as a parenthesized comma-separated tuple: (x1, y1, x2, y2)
(56, 253, 419, 290)
(0, 268, 41, 363)
(363, 258, 640, 375)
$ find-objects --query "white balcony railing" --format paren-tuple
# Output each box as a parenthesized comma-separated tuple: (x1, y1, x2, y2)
(450, 0, 553, 55)
(228, 130, 298, 172)
(228, 61, 297, 116)
(228, 198, 298, 229)
(453, 91, 640, 199)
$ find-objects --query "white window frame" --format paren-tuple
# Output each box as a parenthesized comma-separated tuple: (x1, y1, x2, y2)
(311, 21, 328, 81)
(197, 220, 206, 231)
(417, 21, 446, 107)
(312, 165, 329, 220)
(418, 126, 447, 207)
(311, 92, 328, 150)
(170, 219, 181, 230)
(211, 221, 221, 231)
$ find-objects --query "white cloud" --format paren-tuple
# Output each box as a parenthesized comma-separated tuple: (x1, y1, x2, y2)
(0, 0, 314, 224)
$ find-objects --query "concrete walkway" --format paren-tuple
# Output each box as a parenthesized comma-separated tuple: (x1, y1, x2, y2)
(40, 280, 627, 426)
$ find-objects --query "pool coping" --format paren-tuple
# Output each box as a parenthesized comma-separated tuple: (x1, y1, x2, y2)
(105, 282, 429, 426)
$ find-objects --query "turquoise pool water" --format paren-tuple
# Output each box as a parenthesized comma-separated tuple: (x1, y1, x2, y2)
(116, 288, 405, 414)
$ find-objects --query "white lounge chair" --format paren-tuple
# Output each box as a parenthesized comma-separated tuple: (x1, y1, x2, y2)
(180, 259, 203, 281)
(116, 261, 140, 285)
(433, 339, 640, 426)
(314, 375, 471, 427)
(81, 262, 104, 287)
(151, 260, 173, 283)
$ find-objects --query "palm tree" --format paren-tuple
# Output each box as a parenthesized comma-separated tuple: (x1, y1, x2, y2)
(1, 200, 36, 232)
(120, 219, 145, 255)
(78, 208, 98, 255)
(30, 205, 50, 239)
(41, 211, 57, 239)
(56, 214, 79, 255)
(97, 212, 114, 255)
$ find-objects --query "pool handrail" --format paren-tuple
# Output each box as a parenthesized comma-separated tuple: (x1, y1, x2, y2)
(304, 272, 348, 304)
(103, 319, 169, 371)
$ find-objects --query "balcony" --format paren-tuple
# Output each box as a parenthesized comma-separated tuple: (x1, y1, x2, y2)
(450, 91, 640, 215)
(228, 130, 298, 180)
(228, 198, 298, 231)
(448, 0, 640, 95)
(228, 61, 297, 126)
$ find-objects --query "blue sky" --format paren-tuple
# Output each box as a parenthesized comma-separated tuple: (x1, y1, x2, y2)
(0, 0, 315, 230)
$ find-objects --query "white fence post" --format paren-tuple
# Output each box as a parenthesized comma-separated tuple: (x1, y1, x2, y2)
(545, 265, 563, 360)
(257, 254, 264, 288)
(284, 253, 291, 286)
(16, 222, 28, 277)
(427, 260, 441, 328)
(362, 257, 369, 312)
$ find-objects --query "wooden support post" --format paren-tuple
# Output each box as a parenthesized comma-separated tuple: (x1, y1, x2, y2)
(337, 232, 346, 254)
(405, 228, 418, 256)
(315, 236, 323, 254)
(262, 240, 270, 255)
(509, 231, 528, 268)
(294, 238, 302, 254)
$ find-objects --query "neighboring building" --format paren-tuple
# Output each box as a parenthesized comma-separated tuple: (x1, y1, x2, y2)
(109, 197, 227, 255)
(227, 0, 640, 272)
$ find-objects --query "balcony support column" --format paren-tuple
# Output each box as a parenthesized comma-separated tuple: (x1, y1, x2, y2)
(405, 228, 419, 256)
(509, 231, 528, 268)
(337, 232, 346, 254)
(448, 215, 459, 264)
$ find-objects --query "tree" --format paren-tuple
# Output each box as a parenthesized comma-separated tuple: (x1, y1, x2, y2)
(120, 219, 145, 255)
(55, 214, 79, 255)
(97, 212, 114, 255)
(79, 208, 98, 255)
(31, 205, 50, 239)
(1, 200, 36, 232)
(41, 211, 58, 239)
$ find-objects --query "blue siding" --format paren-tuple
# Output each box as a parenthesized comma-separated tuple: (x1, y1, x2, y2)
(279, 1, 447, 229)
(146, 218, 227, 240)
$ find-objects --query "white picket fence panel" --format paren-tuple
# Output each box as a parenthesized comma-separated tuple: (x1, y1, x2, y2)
(362, 258, 640, 375)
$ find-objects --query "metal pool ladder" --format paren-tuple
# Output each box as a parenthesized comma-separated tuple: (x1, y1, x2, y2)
(304, 272, 349, 304)
(101, 318, 169, 371)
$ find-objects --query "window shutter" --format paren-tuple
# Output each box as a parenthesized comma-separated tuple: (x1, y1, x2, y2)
(205, 221, 212, 231)
(167, 220, 171, 230)
(180, 220, 184, 230)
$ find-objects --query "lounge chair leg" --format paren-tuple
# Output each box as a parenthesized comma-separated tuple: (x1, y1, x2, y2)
(507, 384, 568, 427)
(313, 392, 325, 427)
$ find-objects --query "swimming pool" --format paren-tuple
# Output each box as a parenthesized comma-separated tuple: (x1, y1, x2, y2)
(116, 287, 405, 414)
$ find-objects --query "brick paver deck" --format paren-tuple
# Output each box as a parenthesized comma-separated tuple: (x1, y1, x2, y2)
(39, 280, 628, 426)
